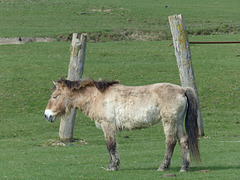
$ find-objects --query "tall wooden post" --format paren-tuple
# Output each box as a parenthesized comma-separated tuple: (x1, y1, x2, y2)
(168, 14, 204, 136)
(59, 33, 87, 141)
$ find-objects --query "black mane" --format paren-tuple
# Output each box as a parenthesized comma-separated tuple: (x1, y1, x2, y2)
(56, 78, 119, 92)
(94, 79, 119, 92)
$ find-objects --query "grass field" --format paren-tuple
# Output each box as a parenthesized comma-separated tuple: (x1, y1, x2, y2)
(0, 0, 239, 39)
(0, 0, 240, 179)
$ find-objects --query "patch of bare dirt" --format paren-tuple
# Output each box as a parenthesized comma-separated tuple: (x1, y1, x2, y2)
(0, 31, 170, 45)
(91, 8, 112, 13)
(199, 170, 212, 173)
(0, 37, 56, 45)
(90, 7, 124, 13)
(44, 139, 88, 147)
(163, 174, 177, 177)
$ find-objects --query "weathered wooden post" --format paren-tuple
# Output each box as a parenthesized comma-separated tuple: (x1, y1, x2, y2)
(168, 14, 204, 136)
(59, 33, 87, 141)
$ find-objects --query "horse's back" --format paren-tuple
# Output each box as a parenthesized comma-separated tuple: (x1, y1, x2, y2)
(100, 83, 187, 130)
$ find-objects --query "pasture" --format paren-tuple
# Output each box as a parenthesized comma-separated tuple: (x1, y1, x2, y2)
(0, 0, 240, 179)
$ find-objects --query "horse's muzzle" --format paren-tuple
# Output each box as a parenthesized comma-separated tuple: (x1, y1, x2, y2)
(44, 109, 55, 122)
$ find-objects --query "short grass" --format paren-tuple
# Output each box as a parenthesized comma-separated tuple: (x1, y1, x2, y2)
(0, 33, 240, 179)
(0, 0, 239, 39)
(0, 0, 240, 179)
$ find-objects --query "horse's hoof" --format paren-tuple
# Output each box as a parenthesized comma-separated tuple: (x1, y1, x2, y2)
(180, 168, 188, 172)
(157, 167, 166, 172)
(107, 166, 118, 171)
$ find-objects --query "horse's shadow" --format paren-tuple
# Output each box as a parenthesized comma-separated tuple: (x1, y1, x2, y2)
(190, 165, 240, 172)
(120, 165, 240, 172)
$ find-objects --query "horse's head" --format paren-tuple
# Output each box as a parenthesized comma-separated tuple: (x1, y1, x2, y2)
(44, 78, 119, 122)
(44, 81, 72, 122)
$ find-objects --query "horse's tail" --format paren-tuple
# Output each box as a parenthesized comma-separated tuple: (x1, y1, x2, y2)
(185, 88, 201, 162)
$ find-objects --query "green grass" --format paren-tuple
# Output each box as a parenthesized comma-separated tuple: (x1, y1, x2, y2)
(0, 0, 240, 179)
(1, 34, 240, 179)
(0, 0, 239, 39)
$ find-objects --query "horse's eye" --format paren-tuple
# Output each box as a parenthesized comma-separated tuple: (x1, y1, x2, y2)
(53, 96, 57, 100)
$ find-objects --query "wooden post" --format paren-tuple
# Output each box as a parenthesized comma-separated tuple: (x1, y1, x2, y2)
(59, 33, 87, 141)
(168, 14, 204, 136)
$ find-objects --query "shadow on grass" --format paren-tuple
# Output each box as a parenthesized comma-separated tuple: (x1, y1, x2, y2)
(190, 165, 240, 172)
(119, 165, 240, 172)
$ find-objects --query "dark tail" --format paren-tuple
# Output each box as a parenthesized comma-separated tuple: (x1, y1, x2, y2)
(185, 88, 201, 162)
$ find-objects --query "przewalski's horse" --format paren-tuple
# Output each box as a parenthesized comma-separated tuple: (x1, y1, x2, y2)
(44, 78, 201, 172)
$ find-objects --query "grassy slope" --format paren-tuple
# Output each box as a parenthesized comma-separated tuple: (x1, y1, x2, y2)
(0, 34, 240, 179)
(0, 0, 240, 179)
(0, 0, 239, 38)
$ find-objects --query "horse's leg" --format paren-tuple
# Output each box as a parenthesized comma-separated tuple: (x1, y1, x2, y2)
(158, 117, 177, 171)
(177, 124, 190, 172)
(101, 122, 120, 171)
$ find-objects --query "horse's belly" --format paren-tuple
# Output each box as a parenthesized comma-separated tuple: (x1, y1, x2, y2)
(113, 105, 161, 130)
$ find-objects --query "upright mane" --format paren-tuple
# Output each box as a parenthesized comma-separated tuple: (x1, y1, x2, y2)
(56, 78, 119, 92)
(94, 79, 119, 92)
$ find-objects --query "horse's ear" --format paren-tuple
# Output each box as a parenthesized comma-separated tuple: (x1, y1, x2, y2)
(53, 81, 58, 89)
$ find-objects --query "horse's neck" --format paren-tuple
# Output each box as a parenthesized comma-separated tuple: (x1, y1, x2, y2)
(73, 86, 99, 116)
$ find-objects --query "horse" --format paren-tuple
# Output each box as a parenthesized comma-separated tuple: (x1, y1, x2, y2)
(44, 78, 201, 172)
